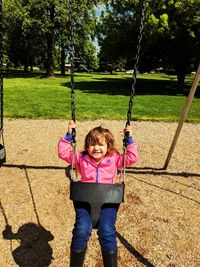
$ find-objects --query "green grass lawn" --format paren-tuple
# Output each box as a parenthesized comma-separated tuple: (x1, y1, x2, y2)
(3, 71, 200, 123)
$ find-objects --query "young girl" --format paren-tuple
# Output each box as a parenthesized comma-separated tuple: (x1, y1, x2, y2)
(58, 121, 139, 267)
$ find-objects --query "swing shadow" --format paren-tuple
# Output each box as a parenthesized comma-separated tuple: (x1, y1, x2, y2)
(127, 166, 200, 178)
(2, 164, 200, 205)
(126, 167, 200, 205)
(127, 167, 200, 190)
(116, 232, 155, 267)
(0, 167, 54, 267)
(2, 163, 200, 178)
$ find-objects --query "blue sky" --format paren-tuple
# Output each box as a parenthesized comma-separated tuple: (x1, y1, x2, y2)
(93, 5, 106, 51)
(96, 5, 106, 17)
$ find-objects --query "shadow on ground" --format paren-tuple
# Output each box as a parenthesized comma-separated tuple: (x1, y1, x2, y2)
(0, 167, 54, 267)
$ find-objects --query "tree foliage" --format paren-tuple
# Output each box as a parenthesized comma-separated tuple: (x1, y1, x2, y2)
(98, 0, 200, 92)
(2, 0, 200, 89)
(2, 0, 99, 76)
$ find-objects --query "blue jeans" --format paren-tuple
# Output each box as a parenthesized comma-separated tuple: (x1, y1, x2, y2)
(71, 201, 119, 252)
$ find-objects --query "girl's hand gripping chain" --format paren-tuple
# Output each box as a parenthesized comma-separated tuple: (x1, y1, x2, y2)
(68, 120, 76, 144)
(68, 120, 76, 134)
(124, 124, 133, 137)
(123, 124, 133, 148)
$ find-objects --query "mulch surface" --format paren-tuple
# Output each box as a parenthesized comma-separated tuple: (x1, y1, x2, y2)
(0, 119, 200, 267)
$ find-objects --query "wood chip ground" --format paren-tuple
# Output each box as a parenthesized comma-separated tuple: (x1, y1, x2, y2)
(0, 119, 200, 267)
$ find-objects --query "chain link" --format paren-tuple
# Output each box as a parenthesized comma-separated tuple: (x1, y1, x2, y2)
(68, 0, 78, 181)
(122, 0, 146, 182)
(126, 0, 146, 126)
(68, 0, 76, 145)
(0, 0, 3, 132)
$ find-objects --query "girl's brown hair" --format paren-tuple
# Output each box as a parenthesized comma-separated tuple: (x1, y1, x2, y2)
(84, 126, 118, 155)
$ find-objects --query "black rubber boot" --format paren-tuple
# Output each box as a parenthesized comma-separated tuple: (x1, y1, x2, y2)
(70, 248, 86, 267)
(102, 250, 118, 267)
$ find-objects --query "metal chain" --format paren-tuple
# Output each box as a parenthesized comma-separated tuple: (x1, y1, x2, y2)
(0, 0, 5, 165)
(68, 0, 78, 181)
(126, 0, 146, 127)
(0, 0, 3, 132)
(121, 0, 146, 182)
(68, 0, 76, 143)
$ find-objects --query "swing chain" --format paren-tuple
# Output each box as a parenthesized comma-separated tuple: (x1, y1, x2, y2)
(68, 0, 76, 144)
(0, 0, 3, 132)
(126, 0, 146, 127)
(68, 0, 79, 181)
(122, 0, 146, 181)
(0, 0, 6, 165)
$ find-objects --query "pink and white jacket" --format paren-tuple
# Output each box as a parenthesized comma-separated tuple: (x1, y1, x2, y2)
(58, 134, 139, 184)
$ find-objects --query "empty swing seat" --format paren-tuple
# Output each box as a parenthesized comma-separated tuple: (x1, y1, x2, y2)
(70, 181, 125, 228)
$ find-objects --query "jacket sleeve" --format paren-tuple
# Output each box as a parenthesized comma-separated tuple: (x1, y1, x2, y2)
(125, 143, 139, 166)
(116, 143, 139, 168)
(58, 138, 74, 164)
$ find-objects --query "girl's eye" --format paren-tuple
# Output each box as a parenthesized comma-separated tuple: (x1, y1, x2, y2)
(100, 143, 106, 146)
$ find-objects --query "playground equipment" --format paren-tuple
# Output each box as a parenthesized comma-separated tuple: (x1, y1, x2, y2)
(163, 63, 200, 170)
(0, 0, 6, 166)
(68, 0, 146, 228)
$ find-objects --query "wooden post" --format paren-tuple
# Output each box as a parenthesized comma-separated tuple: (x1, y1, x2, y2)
(163, 64, 200, 170)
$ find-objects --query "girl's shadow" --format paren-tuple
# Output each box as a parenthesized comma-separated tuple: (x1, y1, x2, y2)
(1, 166, 54, 267)
(2, 223, 54, 267)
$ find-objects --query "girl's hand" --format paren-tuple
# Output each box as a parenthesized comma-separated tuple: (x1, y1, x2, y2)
(68, 120, 76, 134)
(124, 125, 133, 136)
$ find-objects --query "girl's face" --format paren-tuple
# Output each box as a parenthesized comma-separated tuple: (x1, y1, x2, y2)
(87, 139, 108, 162)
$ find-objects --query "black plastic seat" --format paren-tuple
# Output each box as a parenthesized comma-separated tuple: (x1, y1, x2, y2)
(70, 181, 125, 228)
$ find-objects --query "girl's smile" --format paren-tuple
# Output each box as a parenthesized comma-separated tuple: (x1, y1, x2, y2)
(88, 141, 108, 162)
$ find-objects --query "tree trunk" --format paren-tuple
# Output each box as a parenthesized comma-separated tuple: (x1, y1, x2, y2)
(24, 64, 28, 72)
(177, 71, 186, 95)
(23, 52, 29, 72)
(45, 5, 55, 78)
(60, 43, 65, 76)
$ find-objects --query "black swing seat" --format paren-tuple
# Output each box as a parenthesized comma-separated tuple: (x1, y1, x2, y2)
(0, 144, 6, 166)
(70, 181, 125, 228)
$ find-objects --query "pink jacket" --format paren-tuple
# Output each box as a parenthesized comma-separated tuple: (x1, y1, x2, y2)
(58, 138, 139, 184)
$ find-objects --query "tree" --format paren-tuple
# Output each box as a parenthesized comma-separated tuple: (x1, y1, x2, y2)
(146, 0, 200, 92)
(97, 1, 144, 72)
(3, 0, 51, 71)
(60, 0, 99, 75)
(3, 0, 100, 76)
(98, 0, 200, 92)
